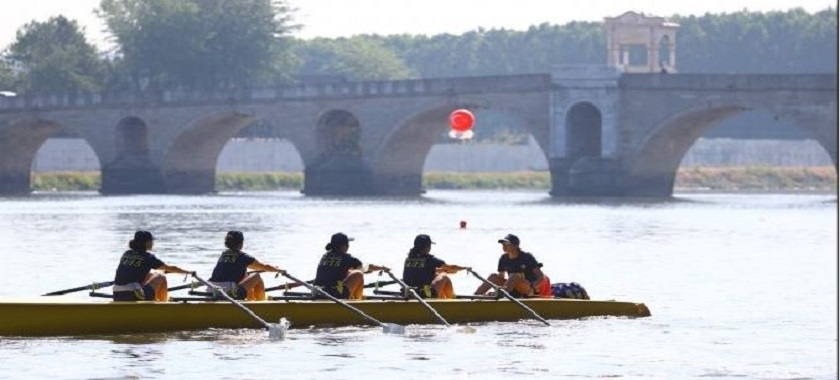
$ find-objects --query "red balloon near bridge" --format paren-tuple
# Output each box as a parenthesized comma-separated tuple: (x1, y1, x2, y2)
(449, 109, 475, 132)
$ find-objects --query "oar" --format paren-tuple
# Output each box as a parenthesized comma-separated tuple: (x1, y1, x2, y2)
(365, 279, 397, 289)
(192, 274, 289, 340)
(384, 271, 451, 327)
(265, 279, 396, 293)
(265, 279, 313, 293)
(280, 272, 405, 334)
(467, 269, 551, 326)
(43, 281, 114, 296)
(168, 282, 199, 292)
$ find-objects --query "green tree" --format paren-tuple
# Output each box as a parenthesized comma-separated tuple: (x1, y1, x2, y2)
(0, 58, 16, 91)
(674, 8, 837, 73)
(98, 0, 299, 90)
(6, 16, 104, 94)
(295, 37, 415, 81)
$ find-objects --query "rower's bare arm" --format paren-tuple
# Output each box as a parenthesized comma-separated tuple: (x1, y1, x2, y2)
(530, 267, 545, 286)
(367, 264, 390, 273)
(440, 264, 468, 274)
(249, 260, 285, 273)
(159, 264, 192, 275)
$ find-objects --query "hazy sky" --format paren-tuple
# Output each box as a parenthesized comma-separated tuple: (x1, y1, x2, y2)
(0, 0, 835, 49)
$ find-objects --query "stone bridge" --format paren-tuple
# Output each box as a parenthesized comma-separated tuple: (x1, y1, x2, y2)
(0, 68, 835, 196)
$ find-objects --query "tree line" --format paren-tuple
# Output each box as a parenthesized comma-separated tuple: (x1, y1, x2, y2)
(0, 1, 835, 95)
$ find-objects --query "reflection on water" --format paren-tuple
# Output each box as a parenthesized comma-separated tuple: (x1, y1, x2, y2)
(82, 333, 172, 345)
(531, 194, 695, 207)
(111, 346, 162, 363)
(0, 191, 835, 379)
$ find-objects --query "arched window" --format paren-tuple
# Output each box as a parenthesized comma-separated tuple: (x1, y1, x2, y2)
(565, 102, 602, 159)
(658, 35, 671, 71)
(116, 117, 148, 155)
(316, 110, 362, 157)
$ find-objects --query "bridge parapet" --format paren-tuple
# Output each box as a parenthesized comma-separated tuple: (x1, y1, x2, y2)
(619, 73, 838, 91)
(0, 74, 551, 112)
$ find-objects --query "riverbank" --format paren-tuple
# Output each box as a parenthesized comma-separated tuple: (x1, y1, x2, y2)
(30, 167, 837, 192)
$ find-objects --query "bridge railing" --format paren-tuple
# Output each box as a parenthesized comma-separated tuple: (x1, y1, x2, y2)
(0, 74, 551, 112)
(619, 73, 838, 91)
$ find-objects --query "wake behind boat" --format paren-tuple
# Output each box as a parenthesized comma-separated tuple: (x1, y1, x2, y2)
(0, 296, 650, 337)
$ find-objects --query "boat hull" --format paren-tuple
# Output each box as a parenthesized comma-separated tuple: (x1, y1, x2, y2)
(0, 298, 651, 336)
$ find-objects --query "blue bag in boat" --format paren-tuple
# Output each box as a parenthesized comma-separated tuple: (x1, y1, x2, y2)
(551, 282, 590, 300)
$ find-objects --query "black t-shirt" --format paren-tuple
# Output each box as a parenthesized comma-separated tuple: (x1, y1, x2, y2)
(402, 253, 446, 288)
(209, 249, 257, 283)
(497, 251, 541, 283)
(314, 250, 363, 287)
(114, 249, 166, 285)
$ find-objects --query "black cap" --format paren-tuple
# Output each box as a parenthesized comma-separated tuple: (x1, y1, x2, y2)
(326, 232, 354, 250)
(225, 231, 244, 243)
(134, 230, 154, 244)
(498, 233, 520, 245)
(413, 234, 435, 247)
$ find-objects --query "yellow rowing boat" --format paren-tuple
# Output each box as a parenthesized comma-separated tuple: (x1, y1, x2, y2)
(0, 297, 650, 336)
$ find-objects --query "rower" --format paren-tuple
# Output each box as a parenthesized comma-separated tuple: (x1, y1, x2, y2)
(207, 231, 286, 301)
(313, 233, 389, 300)
(473, 234, 552, 298)
(113, 230, 193, 302)
(402, 234, 468, 299)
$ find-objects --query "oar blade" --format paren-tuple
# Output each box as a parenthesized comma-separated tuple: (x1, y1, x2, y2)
(382, 323, 405, 335)
(454, 325, 477, 334)
(267, 317, 291, 341)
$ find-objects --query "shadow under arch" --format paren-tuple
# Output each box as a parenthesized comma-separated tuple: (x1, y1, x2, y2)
(625, 104, 836, 196)
(162, 112, 258, 194)
(0, 117, 103, 194)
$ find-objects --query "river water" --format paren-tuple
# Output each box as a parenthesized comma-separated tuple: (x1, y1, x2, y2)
(0, 190, 836, 379)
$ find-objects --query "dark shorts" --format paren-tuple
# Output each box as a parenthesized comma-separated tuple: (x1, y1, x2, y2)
(214, 285, 248, 300)
(412, 286, 438, 299)
(316, 284, 350, 299)
(113, 284, 155, 301)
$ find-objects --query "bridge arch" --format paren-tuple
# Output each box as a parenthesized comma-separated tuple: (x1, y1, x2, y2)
(162, 112, 258, 194)
(0, 117, 103, 194)
(625, 103, 837, 196)
(372, 99, 550, 195)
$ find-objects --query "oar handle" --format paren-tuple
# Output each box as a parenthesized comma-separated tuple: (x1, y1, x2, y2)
(266, 279, 394, 293)
(265, 279, 313, 292)
(384, 271, 451, 327)
(168, 282, 199, 292)
(192, 274, 272, 330)
(280, 272, 387, 328)
(364, 280, 397, 289)
(467, 269, 550, 326)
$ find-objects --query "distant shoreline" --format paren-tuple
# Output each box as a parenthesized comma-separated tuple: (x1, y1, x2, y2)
(30, 167, 837, 193)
